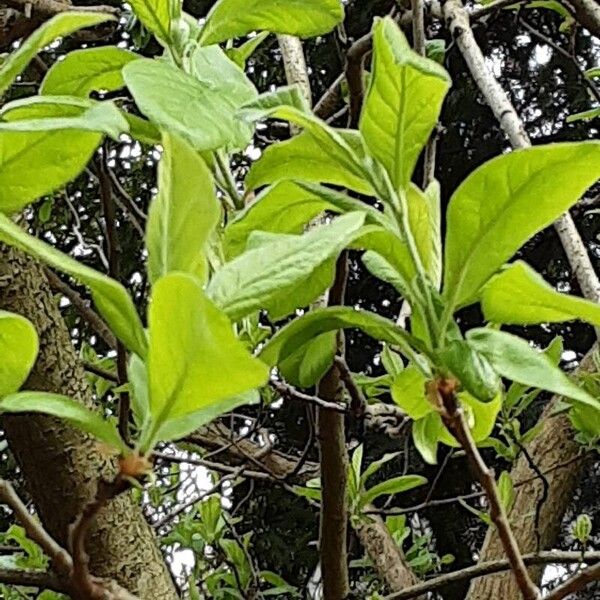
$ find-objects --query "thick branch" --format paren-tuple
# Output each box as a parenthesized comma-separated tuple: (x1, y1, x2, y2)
(565, 0, 600, 38)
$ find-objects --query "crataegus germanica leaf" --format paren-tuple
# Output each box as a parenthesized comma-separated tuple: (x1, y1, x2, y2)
(482, 260, 600, 327)
(360, 17, 450, 190)
(208, 212, 366, 321)
(143, 273, 268, 449)
(224, 181, 386, 258)
(124, 48, 257, 151)
(199, 0, 344, 45)
(146, 133, 219, 284)
(413, 412, 443, 464)
(0, 12, 114, 96)
(391, 366, 430, 419)
(259, 307, 420, 368)
(359, 475, 427, 509)
(0, 214, 147, 359)
(467, 328, 600, 410)
(279, 332, 337, 388)
(40, 47, 138, 97)
(245, 130, 373, 196)
(0, 392, 126, 452)
(0, 312, 38, 397)
(0, 98, 126, 212)
(444, 142, 600, 309)
(127, 0, 172, 45)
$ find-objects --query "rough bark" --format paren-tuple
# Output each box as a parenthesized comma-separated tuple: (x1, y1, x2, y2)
(354, 512, 421, 596)
(566, 0, 600, 38)
(0, 244, 178, 600)
(466, 350, 595, 600)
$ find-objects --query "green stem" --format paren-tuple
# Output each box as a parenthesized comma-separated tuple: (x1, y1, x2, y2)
(215, 151, 244, 211)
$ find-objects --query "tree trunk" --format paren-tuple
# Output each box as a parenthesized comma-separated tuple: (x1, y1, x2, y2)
(0, 244, 178, 600)
(465, 349, 595, 600)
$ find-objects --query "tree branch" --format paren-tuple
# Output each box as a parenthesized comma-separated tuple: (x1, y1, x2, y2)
(4, 0, 119, 17)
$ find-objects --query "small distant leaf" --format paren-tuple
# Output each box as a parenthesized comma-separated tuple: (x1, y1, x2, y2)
(0, 392, 126, 452)
(146, 132, 219, 284)
(525, 0, 571, 19)
(360, 475, 427, 508)
(444, 142, 600, 308)
(482, 261, 600, 327)
(497, 471, 515, 512)
(467, 328, 600, 410)
(413, 412, 443, 464)
(360, 451, 402, 487)
(41, 47, 138, 97)
(199, 0, 344, 45)
(0, 214, 147, 359)
(566, 107, 600, 123)
(360, 17, 451, 190)
(226, 32, 270, 68)
(142, 273, 268, 449)
(0, 12, 114, 96)
(0, 312, 38, 397)
(572, 514, 593, 544)
(585, 67, 600, 80)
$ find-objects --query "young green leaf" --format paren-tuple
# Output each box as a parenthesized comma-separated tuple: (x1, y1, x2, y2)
(199, 0, 344, 45)
(0, 12, 114, 96)
(245, 130, 373, 195)
(226, 32, 269, 68)
(0, 101, 129, 140)
(146, 133, 219, 284)
(142, 273, 268, 450)
(128, 354, 150, 429)
(482, 260, 600, 327)
(360, 475, 427, 509)
(360, 17, 451, 191)
(224, 180, 386, 258)
(497, 471, 515, 513)
(124, 48, 257, 151)
(467, 328, 600, 410)
(444, 142, 600, 309)
(0, 392, 126, 453)
(207, 212, 366, 321)
(413, 412, 443, 464)
(259, 306, 421, 369)
(40, 47, 138, 97)
(157, 391, 260, 442)
(279, 332, 337, 388)
(392, 366, 431, 420)
(0, 214, 147, 359)
(359, 451, 402, 487)
(127, 0, 172, 45)
(0, 312, 38, 397)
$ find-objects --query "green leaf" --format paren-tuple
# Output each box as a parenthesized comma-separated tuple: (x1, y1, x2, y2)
(497, 471, 515, 512)
(444, 142, 600, 308)
(226, 32, 270, 68)
(360, 17, 450, 190)
(40, 47, 138, 97)
(423, 180, 442, 289)
(0, 392, 126, 452)
(0, 312, 38, 397)
(124, 48, 257, 151)
(146, 133, 219, 285)
(208, 212, 366, 321)
(157, 391, 260, 442)
(467, 328, 600, 410)
(392, 367, 430, 419)
(0, 100, 129, 140)
(585, 67, 600, 80)
(259, 306, 420, 368)
(225, 180, 386, 258)
(360, 451, 402, 487)
(142, 273, 268, 449)
(199, 0, 344, 45)
(128, 0, 171, 44)
(360, 475, 427, 508)
(0, 12, 114, 96)
(413, 412, 443, 464)
(525, 0, 571, 19)
(0, 214, 147, 359)
(246, 130, 373, 195)
(566, 107, 600, 123)
(128, 354, 150, 428)
(381, 345, 404, 376)
(279, 332, 337, 388)
(482, 260, 600, 327)
(436, 340, 501, 402)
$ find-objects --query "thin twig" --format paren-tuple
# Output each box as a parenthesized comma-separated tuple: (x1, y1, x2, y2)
(383, 551, 600, 600)
(270, 379, 347, 413)
(438, 383, 541, 600)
